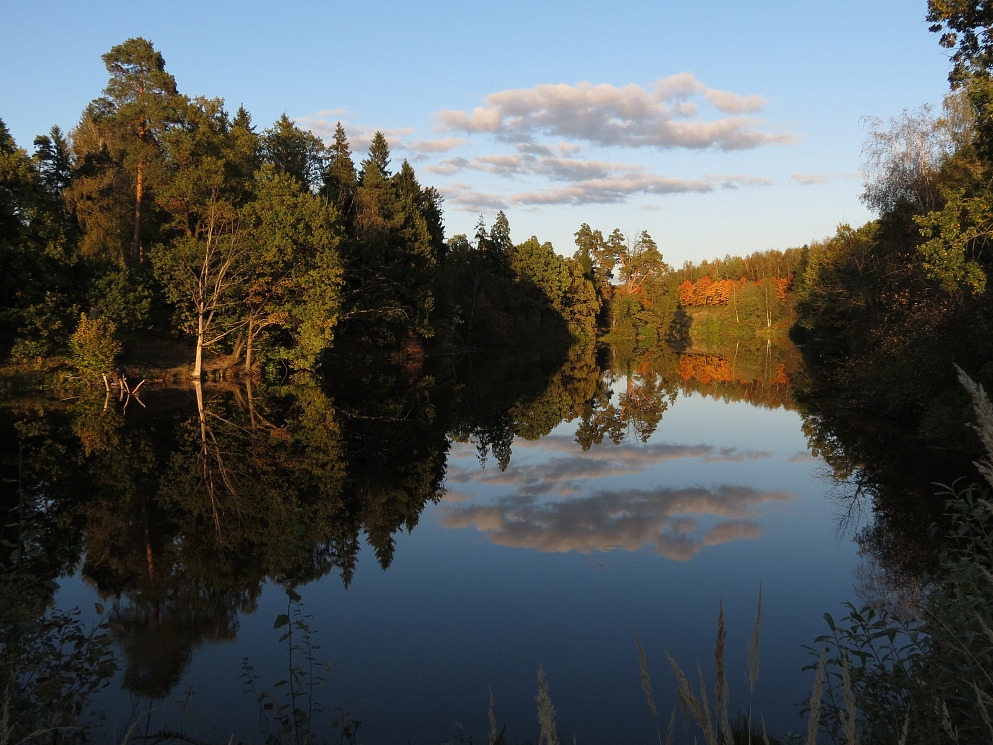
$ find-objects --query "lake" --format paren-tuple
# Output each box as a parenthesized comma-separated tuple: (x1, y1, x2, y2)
(6, 341, 871, 743)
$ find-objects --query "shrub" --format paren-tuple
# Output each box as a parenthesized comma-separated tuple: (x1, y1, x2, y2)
(68, 313, 121, 375)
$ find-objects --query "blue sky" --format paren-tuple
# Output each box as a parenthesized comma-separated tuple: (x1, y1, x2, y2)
(0, 0, 952, 265)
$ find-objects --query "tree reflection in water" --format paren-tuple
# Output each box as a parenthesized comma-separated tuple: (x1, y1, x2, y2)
(1, 337, 890, 711)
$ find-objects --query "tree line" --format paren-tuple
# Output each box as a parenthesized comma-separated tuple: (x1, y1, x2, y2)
(0, 37, 696, 378)
(788, 1, 993, 441)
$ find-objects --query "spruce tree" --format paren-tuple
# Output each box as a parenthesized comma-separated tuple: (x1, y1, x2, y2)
(323, 122, 356, 213)
(361, 132, 391, 181)
(32, 127, 73, 195)
(490, 211, 512, 257)
(262, 114, 327, 191)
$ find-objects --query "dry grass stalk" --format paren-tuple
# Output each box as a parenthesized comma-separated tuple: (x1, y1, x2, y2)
(488, 688, 499, 745)
(536, 665, 559, 745)
(667, 652, 704, 726)
(975, 682, 993, 742)
(898, 709, 910, 745)
(636, 631, 658, 718)
(761, 714, 771, 745)
(940, 701, 959, 743)
(697, 663, 718, 745)
(748, 584, 762, 696)
(666, 709, 676, 745)
(840, 651, 859, 745)
(714, 601, 731, 745)
(956, 365, 993, 489)
(805, 648, 826, 745)
(667, 653, 720, 745)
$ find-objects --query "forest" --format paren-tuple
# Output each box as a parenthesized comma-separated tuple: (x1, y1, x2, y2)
(5, 1, 993, 741)
(0, 38, 701, 382)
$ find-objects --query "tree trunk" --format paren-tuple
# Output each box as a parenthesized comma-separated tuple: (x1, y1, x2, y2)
(131, 159, 144, 265)
(245, 317, 254, 374)
(193, 378, 223, 537)
(193, 310, 204, 379)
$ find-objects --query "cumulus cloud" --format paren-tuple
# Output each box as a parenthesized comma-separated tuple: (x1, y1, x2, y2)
(294, 111, 415, 154)
(437, 485, 793, 560)
(293, 109, 348, 135)
(438, 182, 508, 211)
(704, 89, 768, 114)
(428, 150, 774, 207)
(405, 137, 468, 154)
(435, 75, 794, 151)
(431, 152, 641, 181)
(508, 172, 773, 206)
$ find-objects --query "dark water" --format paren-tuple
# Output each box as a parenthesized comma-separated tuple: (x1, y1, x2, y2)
(4, 341, 885, 743)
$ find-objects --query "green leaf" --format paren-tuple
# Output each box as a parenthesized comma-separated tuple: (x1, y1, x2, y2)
(95, 603, 105, 615)
(286, 588, 302, 603)
(274, 614, 290, 629)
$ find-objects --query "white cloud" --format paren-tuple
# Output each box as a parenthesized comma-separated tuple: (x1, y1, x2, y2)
(438, 182, 508, 211)
(432, 152, 641, 181)
(704, 89, 768, 114)
(293, 109, 348, 136)
(405, 137, 468, 154)
(429, 152, 775, 208)
(506, 172, 773, 207)
(435, 75, 794, 151)
(293, 111, 415, 155)
(792, 173, 831, 186)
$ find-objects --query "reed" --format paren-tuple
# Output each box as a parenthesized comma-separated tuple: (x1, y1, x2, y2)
(804, 649, 825, 745)
(536, 665, 559, 745)
(489, 688, 499, 745)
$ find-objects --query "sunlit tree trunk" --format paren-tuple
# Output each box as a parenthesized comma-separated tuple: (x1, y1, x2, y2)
(131, 158, 144, 265)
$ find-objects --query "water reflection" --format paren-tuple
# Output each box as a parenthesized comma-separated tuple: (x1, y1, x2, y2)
(448, 436, 773, 494)
(792, 347, 979, 617)
(0, 337, 824, 713)
(438, 484, 794, 560)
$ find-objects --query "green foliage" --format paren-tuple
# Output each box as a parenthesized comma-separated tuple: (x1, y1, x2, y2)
(510, 235, 571, 317)
(0, 424, 118, 743)
(607, 230, 677, 343)
(241, 592, 340, 745)
(804, 603, 925, 743)
(915, 188, 989, 293)
(242, 164, 343, 369)
(89, 265, 154, 334)
(322, 122, 356, 214)
(9, 292, 80, 361)
(0, 119, 81, 360)
(68, 313, 121, 374)
(262, 114, 327, 191)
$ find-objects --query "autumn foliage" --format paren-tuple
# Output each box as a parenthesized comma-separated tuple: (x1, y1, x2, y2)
(678, 275, 793, 307)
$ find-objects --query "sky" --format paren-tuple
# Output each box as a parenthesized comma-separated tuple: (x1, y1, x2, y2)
(0, 0, 954, 266)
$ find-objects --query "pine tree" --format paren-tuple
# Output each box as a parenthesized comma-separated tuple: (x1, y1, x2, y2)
(99, 38, 180, 265)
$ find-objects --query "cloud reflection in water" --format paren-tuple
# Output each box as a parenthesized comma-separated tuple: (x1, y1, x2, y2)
(440, 438, 795, 560)
(440, 486, 792, 560)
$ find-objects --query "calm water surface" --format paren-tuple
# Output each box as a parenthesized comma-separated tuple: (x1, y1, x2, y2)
(34, 342, 863, 743)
